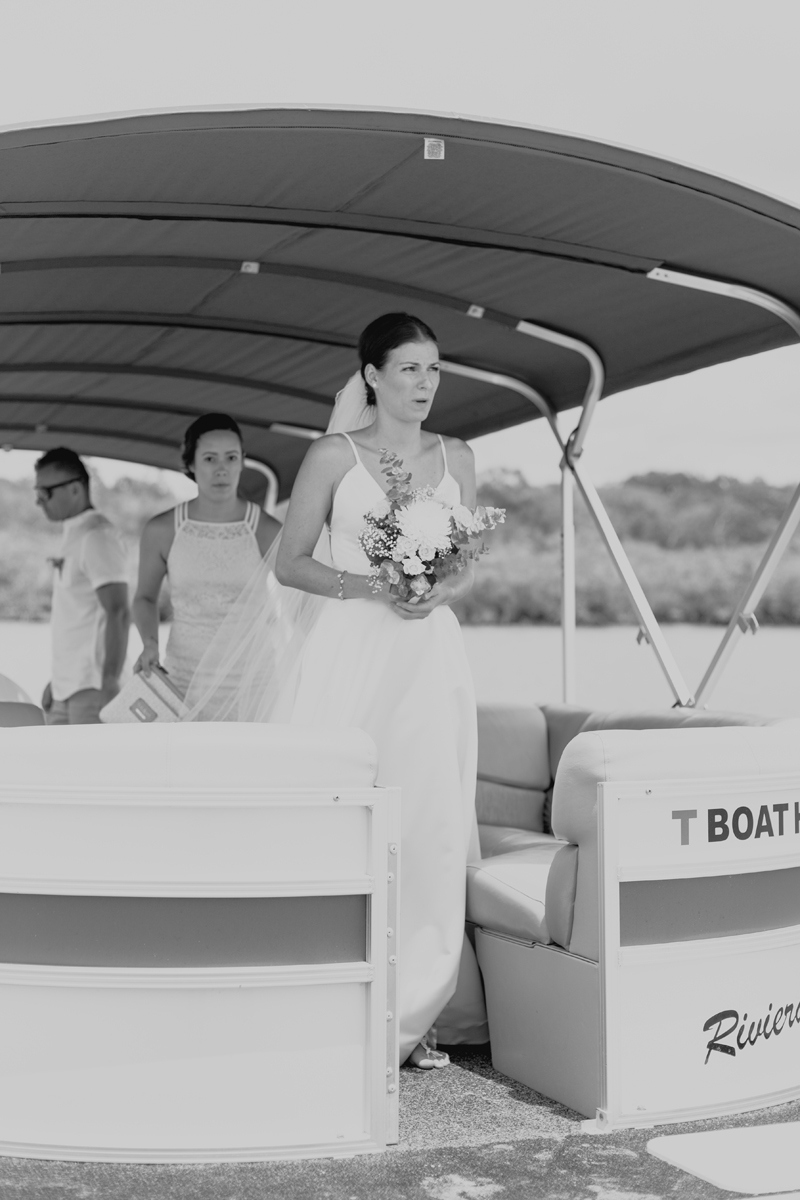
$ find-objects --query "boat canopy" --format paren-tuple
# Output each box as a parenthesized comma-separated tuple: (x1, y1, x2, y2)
(1, 106, 800, 498)
(2, 106, 800, 709)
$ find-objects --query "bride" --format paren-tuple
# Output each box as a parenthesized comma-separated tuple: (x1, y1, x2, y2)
(187, 312, 486, 1068)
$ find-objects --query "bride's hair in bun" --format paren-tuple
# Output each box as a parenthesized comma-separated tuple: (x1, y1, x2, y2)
(358, 312, 438, 406)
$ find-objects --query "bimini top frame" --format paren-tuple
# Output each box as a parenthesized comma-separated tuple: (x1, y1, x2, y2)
(1, 106, 800, 704)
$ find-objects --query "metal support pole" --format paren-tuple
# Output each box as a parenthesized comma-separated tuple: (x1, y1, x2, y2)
(440, 359, 563, 445)
(243, 457, 279, 513)
(647, 269, 800, 338)
(694, 478, 800, 706)
(443, 358, 575, 702)
(514, 319, 603, 704)
(513, 314, 696, 704)
(571, 460, 694, 707)
(515, 319, 604, 459)
(482, 267, 800, 709)
(269, 423, 321, 441)
(561, 461, 577, 702)
(648, 267, 800, 702)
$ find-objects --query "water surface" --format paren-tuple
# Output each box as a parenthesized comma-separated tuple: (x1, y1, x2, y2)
(3, 621, 798, 718)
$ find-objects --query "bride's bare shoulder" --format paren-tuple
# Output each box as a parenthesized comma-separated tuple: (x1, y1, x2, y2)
(442, 436, 475, 469)
(297, 432, 358, 482)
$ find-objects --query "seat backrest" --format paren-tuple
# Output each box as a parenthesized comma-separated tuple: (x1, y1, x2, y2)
(0, 722, 378, 786)
(551, 720, 800, 960)
(0, 702, 45, 728)
(477, 703, 776, 838)
(542, 703, 774, 779)
(476, 705, 550, 831)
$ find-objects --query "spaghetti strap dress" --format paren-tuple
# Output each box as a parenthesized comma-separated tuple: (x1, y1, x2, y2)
(164, 500, 263, 697)
(282, 433, 484, 1060)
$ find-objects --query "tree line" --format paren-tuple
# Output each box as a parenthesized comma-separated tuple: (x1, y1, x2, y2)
(454, 471, 800, 625)
(2, 470, 799, 624)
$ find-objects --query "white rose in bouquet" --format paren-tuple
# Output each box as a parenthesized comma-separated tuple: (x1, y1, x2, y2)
(401, 555, 427, 575)
(370, 497, 393, 519)
(392, 534, 417, 562)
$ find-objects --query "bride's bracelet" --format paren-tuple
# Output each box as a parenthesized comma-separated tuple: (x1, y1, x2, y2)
(337, 570, 346, 600)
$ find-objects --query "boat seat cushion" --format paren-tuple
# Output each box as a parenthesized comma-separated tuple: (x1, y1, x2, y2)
(0, 723, 379, 788)
(541, 704, 595, 779)
(467, 841, 569, 946)
(542, 702, 775, 778)
(478, 825, 558, 859)
(581, 707, 775, 734)
(476, 705, 550, 832)
(476, 780, 548, 832)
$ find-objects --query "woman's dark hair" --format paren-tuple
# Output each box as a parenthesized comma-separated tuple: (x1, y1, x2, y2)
(358, 312, 438, 405)
(181, 413, 244, 480)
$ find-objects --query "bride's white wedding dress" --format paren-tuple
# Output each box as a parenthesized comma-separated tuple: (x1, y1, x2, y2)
(185, 416, 487, 1059)
(282, 432, 482, 1060)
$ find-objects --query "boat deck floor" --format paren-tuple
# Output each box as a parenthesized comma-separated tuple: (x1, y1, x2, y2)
(2, 1046, 798, 1199)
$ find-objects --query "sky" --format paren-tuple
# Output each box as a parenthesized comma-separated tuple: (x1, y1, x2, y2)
(1, 0, 799, 492)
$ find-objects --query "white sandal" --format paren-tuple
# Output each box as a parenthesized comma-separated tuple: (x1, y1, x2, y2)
(409, 1039, 450, 1069)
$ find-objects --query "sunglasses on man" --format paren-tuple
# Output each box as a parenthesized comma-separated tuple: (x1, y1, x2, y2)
(34, 478, 84, 501)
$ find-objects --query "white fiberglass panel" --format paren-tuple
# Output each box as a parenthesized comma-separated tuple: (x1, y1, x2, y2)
(0, 978, 369, 1154)
(613, 781, 800, 879)
(613, 926, 800, 1121)
(0, 800, 370, 894)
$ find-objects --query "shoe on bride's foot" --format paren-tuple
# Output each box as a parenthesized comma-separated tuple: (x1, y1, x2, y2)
(409, 1040, 450, 1070)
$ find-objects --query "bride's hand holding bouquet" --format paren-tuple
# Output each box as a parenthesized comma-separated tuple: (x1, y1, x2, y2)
(360, 449, 505, 620)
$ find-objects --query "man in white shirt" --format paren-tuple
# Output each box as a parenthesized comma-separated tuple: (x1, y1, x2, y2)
(35, 448, 130, 724)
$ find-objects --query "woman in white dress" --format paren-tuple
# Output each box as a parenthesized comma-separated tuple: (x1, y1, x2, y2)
(186, 315, 487, 1067)
(133, 413, 280, 692)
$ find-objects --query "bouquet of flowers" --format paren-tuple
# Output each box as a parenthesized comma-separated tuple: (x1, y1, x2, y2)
(359, 449, 505, 601)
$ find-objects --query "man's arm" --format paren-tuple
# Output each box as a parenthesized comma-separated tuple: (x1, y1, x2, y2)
(95, 582, 130, 700)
